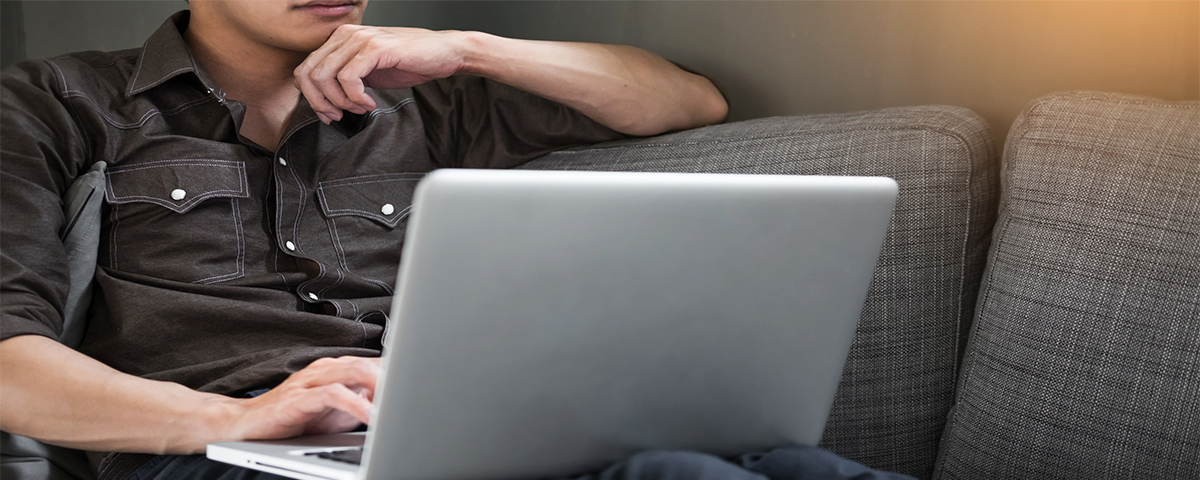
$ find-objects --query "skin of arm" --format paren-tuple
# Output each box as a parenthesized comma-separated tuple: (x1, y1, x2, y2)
(293, 25, 729, 136)
(0, 335, 379, 454)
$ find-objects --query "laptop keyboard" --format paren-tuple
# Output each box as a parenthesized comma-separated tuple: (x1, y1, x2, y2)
(306, 447, 363, 465)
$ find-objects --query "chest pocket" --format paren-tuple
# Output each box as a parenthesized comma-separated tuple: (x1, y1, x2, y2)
(103, 159, 250, 284)
(316, 173, 423, 287)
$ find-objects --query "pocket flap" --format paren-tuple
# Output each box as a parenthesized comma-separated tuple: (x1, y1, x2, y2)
(105, 159, 249, 213)
(316, 173, 424, 228)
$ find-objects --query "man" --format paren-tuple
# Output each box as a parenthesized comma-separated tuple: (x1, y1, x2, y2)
(1, 2, 910, 479)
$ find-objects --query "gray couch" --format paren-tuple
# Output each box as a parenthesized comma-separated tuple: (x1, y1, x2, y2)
(3, 91, 1197, 479)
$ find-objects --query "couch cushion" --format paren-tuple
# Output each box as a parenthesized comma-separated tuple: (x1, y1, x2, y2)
(520, 106, 998, 478)
(935, 92, 1200, 478)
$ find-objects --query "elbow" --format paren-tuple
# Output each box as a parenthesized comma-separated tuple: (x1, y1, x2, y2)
(696, 85, 729, 127)
(688, 72, 729, 128)
(602, 72, 728, 137)
(664, 77, 730, 134)
(611, 87, 728, 137)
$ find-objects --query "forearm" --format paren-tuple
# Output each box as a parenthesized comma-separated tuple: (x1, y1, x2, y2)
(458, 32, 728, 136)
(0, 335, 235, 454)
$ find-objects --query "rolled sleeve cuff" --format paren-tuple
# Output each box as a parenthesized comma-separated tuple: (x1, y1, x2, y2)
(1, 313, 61, 342)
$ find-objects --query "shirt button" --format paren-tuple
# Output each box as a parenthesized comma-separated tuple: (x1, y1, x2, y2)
(278, 157, 287, 166)
(381, 203, 395, 215)
(170, 189, 186, 201)
(285, 241, 296, 251)
(307, 292, 319, 301)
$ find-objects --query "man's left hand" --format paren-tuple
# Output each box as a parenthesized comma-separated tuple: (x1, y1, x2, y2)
(294, 25, 466, 124)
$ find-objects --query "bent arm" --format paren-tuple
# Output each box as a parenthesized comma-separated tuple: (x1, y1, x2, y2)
(458, 33, 728, 136)
(294, 26, 728, 136)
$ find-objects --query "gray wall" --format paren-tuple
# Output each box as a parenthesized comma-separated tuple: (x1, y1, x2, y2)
(1, 1, 26, 70)
(368, 1, 1199, 147)
(8, 1, 1199, 148)
(20, 0, 182, 60)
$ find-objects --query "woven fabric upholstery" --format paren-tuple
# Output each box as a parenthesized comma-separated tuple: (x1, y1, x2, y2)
(935, 92, 1200, 479)
(520, 106, 998, 478)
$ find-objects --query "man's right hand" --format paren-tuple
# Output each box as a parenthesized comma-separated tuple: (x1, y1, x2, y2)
(0, 335, 379, 454)
(222, 356, 379, 441)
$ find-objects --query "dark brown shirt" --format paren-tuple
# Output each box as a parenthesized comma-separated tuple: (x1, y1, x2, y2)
(0, 11, 624, 396)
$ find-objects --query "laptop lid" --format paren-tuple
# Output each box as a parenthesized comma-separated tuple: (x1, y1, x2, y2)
(359, 170, 897, 480)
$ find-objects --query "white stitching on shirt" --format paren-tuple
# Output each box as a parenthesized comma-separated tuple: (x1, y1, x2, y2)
(128, 66, 197, 96)
(354, 306, 367, 348)
(49, 59, 68, 92)
(267, 183, 290, 289)
(317, 173, 425, 188)
(46, 61, 94, 161)
(63, 89, 215, 129)
(286, 154, 306, 251)
(107, 159, 243, 170)
(127, 47, 148, 95)
(319, 218, 348, 300)
(106, 163, 248, 212)
(327, 216, 350, 270)
(325, 217, 395, 295)
(316, 190, 410, 226)
(364, 97, 415, 121)
(314, 175, 420, 226)
(107, 191, 246, 213)
(318, 268, 345, 298)
(194, 198, 246, 284)
(108, 203, 120, 271)
(362, 277, 393, 294)
(296, 250, 328, 304)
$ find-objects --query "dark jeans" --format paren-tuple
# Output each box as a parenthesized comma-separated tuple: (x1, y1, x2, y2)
(124, 445, 916, 480)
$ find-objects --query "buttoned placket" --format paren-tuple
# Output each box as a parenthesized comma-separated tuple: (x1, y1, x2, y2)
(196, 78, 411, 319)
(271, 131, 331, 308)
(209, 84, 333, 309)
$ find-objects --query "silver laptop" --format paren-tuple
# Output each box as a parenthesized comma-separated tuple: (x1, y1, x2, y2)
(208, 169, 898, 480)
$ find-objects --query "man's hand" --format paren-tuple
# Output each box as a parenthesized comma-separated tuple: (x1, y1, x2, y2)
(294, 24, 728, 135)
(0, 335, 381, 454)
(222, 356, 381, 441)
(294, 25, 467, 124)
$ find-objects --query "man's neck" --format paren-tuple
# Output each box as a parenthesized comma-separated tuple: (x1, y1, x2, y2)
(183, 16, 312, 149)
(183, 17, 306, 109)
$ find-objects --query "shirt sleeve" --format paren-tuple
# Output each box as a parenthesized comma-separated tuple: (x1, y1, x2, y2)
(411, 75, 628, 169)
(1, 59, 90, 341)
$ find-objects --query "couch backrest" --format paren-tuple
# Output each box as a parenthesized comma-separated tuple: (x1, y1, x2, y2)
(935, 92, 1200, 479)
(521, 106, 998, 479)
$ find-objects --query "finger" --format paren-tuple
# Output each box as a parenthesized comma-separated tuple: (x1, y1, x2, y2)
(310, 39, 371, 115)
(305, 409, 365, 436)
(324, 23, 363, 45)
(303, 383, 372, 425)
(296, 33, 355, 121)
(338, 52, 382, 111)
(250, 383, 371, 436)
(301, 23, 358, 74)
(305, 390, 371, 434)
(295, 71, 340, 124)
(295, 356, 381, 393)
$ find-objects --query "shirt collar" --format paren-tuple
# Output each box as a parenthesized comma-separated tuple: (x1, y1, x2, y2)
(126, 10, 216, 97)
